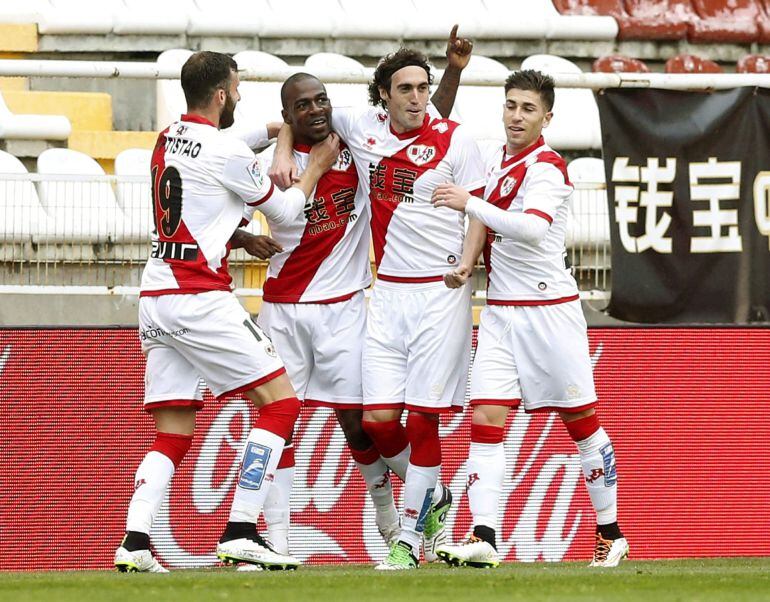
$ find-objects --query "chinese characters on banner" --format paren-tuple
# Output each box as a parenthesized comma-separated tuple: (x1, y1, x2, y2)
(597, 87, 770, 323)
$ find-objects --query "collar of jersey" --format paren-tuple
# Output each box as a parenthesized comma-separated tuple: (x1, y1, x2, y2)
(389, 113, 431, 140)
(501, 136, 546, 168)
(293, 143, 313, 153)
(181, 113, 217, 128)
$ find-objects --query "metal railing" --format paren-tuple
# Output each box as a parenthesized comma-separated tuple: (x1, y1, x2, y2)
(0, 173, 611, 291)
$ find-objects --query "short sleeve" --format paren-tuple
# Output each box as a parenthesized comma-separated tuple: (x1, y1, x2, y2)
(331, 105, 371, 142)
(521, 162, 573, 224)
(220, 143, 276, 208)
(450, 125, 486, 195)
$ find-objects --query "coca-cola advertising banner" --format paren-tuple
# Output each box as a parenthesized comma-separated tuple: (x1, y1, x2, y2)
(1, 327, 769, 570)
(597, 87, 770, 324)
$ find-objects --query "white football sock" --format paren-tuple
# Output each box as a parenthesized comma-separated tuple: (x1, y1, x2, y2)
(263, 464, 294, 555)
(466, 441, 505, 530)
(575, 427, 618, 525)
(399, 462, 440, 550)
(228, 428, 285, 523)
(382, 444, 410, 482)
(126, 450, 175, 534)
(355, 457, 396, 510)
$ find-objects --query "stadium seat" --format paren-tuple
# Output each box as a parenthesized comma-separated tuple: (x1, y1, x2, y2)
(480, 0, 550, 38)
(0, 0, 47, 24)
(592, 55, 650, 73)
(36, 0, 116, 35)
(402, 0, 486, 39)
(688, 0, 759, 43)
(304, 53, 370, 108)
(520, 54, 602, 150)
(665, 54, 723, 74)
(619, 0, 692, 40)
(115, 148, 153, 243)
(451, 55, 509, 141)
(555, 0, 693, 40)
(36, 148, 123, 243)
(113, 0, 191, 35)
(737, 54, 770, 73)
(0, 91, 72, 141)
(334, 0, 406, 39)
(259, 0, 337, 38)
(538, 0, 619, 40)
(156, 49, 193, 130)
(187, 0, 263, 37)
(0, 150, 50, 243)
(566, 156, 610, 247)
(230, 51, 290, 133)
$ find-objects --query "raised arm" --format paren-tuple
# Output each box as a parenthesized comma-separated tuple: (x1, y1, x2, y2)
(268, 124, 298, 189)
(430, 24, 473, 118)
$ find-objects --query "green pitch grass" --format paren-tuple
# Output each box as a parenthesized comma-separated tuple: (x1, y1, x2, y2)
(1, 559, 769, 602)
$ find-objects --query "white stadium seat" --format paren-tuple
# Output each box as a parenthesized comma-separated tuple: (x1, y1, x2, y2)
(537, 0, 619, 40)
(37, 0, 117, 35)
(478, 0, 549, 39)
(334, 0, 406, 39)
(566, 156, 610, 247)
(187, 0, 264, 37)
(113, 0, 191, 35)
(259, 0, 337, 38)
(156, 49, 193, 130)
(230, 51, 290, 133)
(304, 53, 369, 108)
(403, 0, 485, 39)
(0, 91, 71, 141)
(0, 150, 51, 243)
(451, 55, 509, 141)
(36, 148, 123, 243)
(520, 54, 602, 150)
(0, 0, 48, 24)
(115, 148, 154, 243)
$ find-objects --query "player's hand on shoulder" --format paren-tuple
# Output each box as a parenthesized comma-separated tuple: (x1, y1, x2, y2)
(309, 133, 341, 172)
(444, 264, 472, 289)
(243, 235, 283, 259)
(432, 182, 471, 212)
(445, 24, 473, 70)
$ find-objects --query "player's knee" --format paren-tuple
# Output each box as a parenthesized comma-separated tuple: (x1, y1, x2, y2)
(256, 396, 301, 441)
(335, 410, 372, 449)
(405, 412, 441, 466)
(150, 432, 194, 468)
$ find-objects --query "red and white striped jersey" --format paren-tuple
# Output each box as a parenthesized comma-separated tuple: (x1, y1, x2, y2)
(244, 142, 371, 303)
(332, 105, 485, 282)
(140, 114, 306, 296)
(479, 137, 579, 305)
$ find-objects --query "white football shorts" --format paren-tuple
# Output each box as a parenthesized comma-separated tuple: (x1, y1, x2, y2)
(363, 279, 472, 413)
(139, 290, 285, 411)
(470, 300, 597, 413)
(257, 291, 365, 408)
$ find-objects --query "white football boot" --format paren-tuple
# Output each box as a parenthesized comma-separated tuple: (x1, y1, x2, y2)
(589, 533, 630, 568)
(436, 536, 500, 568)
(217, 537, 300, 570)
(114, 547, 169, 573)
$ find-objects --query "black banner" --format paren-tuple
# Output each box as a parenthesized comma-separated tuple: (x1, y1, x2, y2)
(597, 87, 770, 323)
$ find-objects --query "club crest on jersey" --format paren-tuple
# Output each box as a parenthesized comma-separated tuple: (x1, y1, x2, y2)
(407, 144, 436, 166)
(332, 148, 353, 172)
(500, 175, 517, 197)
(247, 157, 265, 188)
(432, 122, 449, 134)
